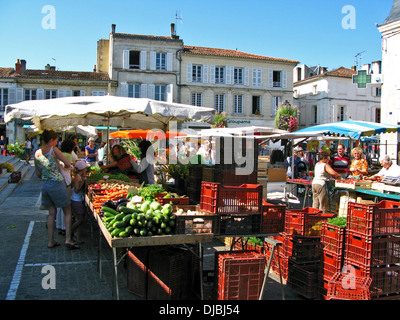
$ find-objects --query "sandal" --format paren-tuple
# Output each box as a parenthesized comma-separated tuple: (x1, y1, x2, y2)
(65, 242, 80, 250)
(48, 242, 61, 249)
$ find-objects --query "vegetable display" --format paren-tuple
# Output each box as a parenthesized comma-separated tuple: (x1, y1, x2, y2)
(100, 199, 176, 238)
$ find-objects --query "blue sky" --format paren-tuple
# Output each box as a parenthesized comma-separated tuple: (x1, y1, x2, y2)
(0, 0, 394, 72)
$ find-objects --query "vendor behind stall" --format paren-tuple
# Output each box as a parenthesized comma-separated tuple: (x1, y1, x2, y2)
(101, 144, 135, 175)
(129, 140, 155, 185)
(369, 155, 400, 180)
(348, 147, 368, 178)
(312, 148, 342, 212)
(331, 144, 351, 178)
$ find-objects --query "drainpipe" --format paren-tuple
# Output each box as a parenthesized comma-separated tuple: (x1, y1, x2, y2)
(176, 47, 184, 103)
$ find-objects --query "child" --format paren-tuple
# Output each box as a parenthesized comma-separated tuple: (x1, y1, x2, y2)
(71, 160, 88, 244)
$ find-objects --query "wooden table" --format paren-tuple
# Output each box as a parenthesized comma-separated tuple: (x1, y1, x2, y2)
(85, 195, 214, 300)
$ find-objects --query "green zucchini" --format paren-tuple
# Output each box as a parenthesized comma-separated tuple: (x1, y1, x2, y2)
(113, 221, 127, 229)
(101, 206, 119, 216)
(114, 213, 125, 221)
(122, 214, 132, 223)
(119, 206, 140, 214)
(111, 227, 125, 237)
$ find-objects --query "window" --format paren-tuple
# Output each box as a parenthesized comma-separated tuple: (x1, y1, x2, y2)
(24, 89, 37, 101)
(156, 53, 166, 71)
(215, 67, 225, 84)
(129, 51, 140, 69)
(215, 94, 225, 112)
(338, 106, 345, 121)
(253, 69, 262, 87)
(0, 88, 8, 106)
(192, 65, 202, 82)
(313, 85, 318, 95)
(73, 90, 82, 96)
(155, 85, 166, 101)
(272, 96, 281, 116)
(45, 89, 57, 99)
(252, 96, 261, 115)
(313, 105, 318, 123)
(191, 93, 202, 106)
(375, 108, 381, 123)
(273, 71, 281, 87)
(234, 68, 243, 85)
(376, 87, 382, 97)
(128, 84, 140, 98)
(234, 95, 243, 114)
(92, 91, 105, 96)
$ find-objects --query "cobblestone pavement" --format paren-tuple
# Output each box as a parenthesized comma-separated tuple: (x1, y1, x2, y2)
(0, 166, 303, 302)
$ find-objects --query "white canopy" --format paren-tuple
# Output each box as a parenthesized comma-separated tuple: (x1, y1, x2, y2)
(5, 95, 215, 131)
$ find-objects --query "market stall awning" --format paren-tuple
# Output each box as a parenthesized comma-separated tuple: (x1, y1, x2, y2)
(110, 129, 186, 140)
(4, 95, 215, 131)
(293, 120, 400, 140)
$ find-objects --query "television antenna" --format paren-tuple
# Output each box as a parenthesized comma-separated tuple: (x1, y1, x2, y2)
(354, 51, 365, 69)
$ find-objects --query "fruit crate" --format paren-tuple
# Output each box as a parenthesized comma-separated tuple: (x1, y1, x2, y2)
(347, 200, 400, 237)
(147, 246, 193, 300)
(321, 222, 346, 256)
(335, 179, 372, 190)
(175, 214, 219, 235)
(215, 250, 265, 300)
(326, 272, 372, 300)
(284, 208, 335, 237)
(217, 213, 261, 235)
(287, 258, 321, 299)
(200, 181, 263, 215)
(261, 200, 286, 233)
(155, 193, 190, 205)
(321, 250, 343, 281)
(344, 231, 400, 268)
(288, 236, 323, 263)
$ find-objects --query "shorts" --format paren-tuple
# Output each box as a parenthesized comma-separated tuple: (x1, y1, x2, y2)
(41, 180, 71, 208)
(71, 200, 86, 215)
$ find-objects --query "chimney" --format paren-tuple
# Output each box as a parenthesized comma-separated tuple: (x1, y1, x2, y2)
(320, 67, 327, 74)
(351, 65, 357, 71)
(111, 24, 116, 34)
(45, 64, 51, 70)
(20, 59, 26, 74)
(171, 23, 175, 38)
(93, 65, 97, 72)
(15, 59, 21, 74)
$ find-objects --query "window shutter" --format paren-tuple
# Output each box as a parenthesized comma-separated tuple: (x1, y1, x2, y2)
(120, 82, 128, 97)
(202, 64, 208, 83)
(166, 84, 173, 102)
(167, 52, 173, 71)
(37, 88, 45, 100)
(258, 69, 262, 87)
(186, 63, 192, 83)
(226, 66, 233, 84)
(209, 65, 215, 84)
(282, 70, 287, 88)
(268, 69, 273, 88)
(150, 51, 156, 71)
(123, 50, 129, 69)
(79, 90, 86, 96)
(141, 84, 148, 99)
(148, 84, 155, 99)
(244, 68, 249, 86)
(65, 90, 72, 97)
(7, 87, 16, 104)
(140, 51, 147, 70)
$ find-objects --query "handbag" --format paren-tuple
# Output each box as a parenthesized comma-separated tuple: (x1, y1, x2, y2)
(117, 155, 132, 171)
(8, 171, 22, 183)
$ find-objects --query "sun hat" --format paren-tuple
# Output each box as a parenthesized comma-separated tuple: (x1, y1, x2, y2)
(88, 137, 95, 142)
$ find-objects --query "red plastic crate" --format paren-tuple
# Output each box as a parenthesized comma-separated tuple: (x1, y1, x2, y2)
(287, 259, 321, 299)
(284, 208, 335, 237)
(321, 222, 346, 256)
(156, 193, 190, 206)
(215, 251, 265, 300)
(344, 231, 400, 268)
(347, 200, 400, 237)
(290, 236, 322, 263)
(261, 201, 286, 233)
(327, 272, 372, 300)
(200, 181, 263, 215)
(321, 251, 343, 281)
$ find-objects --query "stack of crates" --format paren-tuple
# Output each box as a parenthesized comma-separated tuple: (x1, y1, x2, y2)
(215, 250, 265, 300)
(186, 165, 203, 203)
(200, 181, 263, 235)
(344, 200, 400, 300)
(319, 222, 346, 299)
(326, 272, 372, 300)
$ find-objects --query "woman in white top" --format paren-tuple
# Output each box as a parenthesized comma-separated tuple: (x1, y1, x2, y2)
(312, 149, 341, 212)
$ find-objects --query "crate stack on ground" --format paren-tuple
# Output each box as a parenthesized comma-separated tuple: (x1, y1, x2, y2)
(319, 222, 346, 299)
(215, 250, 265, 300)
(344, 200, 400, 300)
(186, 165, 204, 204)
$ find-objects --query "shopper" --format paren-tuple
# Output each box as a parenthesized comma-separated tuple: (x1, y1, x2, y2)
(71, 160, 88, 244)
(34, 129, 79, 249)
(130, 140, 155, 185)
(85, 137, 98, 167)
(312, 148, 342, 212)
(25, 137, 32, 165)
(101, 144, 135, 174)
(330, 144, 351, 177)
